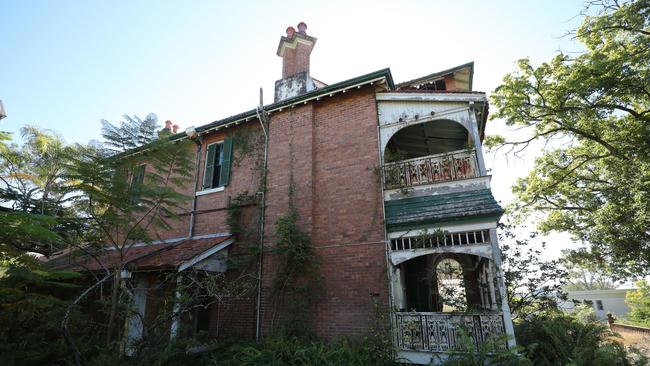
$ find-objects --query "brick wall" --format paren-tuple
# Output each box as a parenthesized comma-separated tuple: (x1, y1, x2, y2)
(259, 86, 388, 340)
(144, 86, 388, 341)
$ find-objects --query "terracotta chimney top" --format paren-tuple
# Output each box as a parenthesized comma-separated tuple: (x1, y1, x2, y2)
(276, 22, 317, 80)
(297, 22, 307, 34)
(172, 124, 179, 133)
(274, 22, 318, 102)
(286, 26, 295, 38)
(164, 120, 173, 130)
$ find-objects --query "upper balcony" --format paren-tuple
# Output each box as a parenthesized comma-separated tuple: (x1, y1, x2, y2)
(377, 105, 503, 233)
(383, 149, 479, 190)
(381, 115, 484, 193)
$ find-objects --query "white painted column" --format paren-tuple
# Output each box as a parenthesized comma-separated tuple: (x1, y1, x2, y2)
(487, 261, 498, 311)
(169, 276, 182, 339)
(489, 228, 517, 348)
(391, 265, 406, 311)
(125, 274, 147, 355)
(467, 107, 487, 176)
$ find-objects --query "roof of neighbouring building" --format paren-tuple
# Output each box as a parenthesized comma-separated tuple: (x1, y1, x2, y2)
(48, 235, 233, 273)
(384, 189, 503, 230)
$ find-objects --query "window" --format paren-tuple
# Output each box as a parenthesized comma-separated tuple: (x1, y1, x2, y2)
(132, 164, 146, 187)
(129, 164, 146, 203)
(596, 300, 604, 311)
(202, 138, 233, 190)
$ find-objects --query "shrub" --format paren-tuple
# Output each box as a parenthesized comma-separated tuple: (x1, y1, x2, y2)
(206, 335, 394, 366)
(515, 306, 643, 366)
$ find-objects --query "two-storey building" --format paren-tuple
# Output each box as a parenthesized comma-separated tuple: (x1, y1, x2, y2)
(52, 22, 515, 364)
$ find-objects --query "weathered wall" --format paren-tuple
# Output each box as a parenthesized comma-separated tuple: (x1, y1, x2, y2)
(259, 86, 388, 339)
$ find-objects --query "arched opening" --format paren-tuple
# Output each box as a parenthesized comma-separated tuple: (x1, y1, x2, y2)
(384, 119, 471, 162)
(435, 258, 467, 312)
(400, 253, 495, 312)
(382, 120, 480, 189)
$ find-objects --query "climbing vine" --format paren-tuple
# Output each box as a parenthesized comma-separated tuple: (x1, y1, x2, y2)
(229, 127, 265, 168)
(270, 116, 322, 338)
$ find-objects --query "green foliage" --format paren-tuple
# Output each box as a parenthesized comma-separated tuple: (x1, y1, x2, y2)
(515, 307, 642, 366)
(438, 332, 530, 366)
(206, 335, 395, 366)
(489, 0, 650, 278)
(229, 126, 264, 168)
(0, 126, 76, 255)
(67, 114, 195, 249)
(626, 280, 650, 327)
(0, 256, 94, 366)
(272, 205, 322, 338)
(499, 222, 568, 320)
(561, 252, 619, 291)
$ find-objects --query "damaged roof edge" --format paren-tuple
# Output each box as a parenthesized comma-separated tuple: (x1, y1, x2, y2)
(396, 61, 475, 91)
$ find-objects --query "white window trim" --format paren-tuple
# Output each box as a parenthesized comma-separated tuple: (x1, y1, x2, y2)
(202, 141, 224, 190)
(196, 186, 224, 196)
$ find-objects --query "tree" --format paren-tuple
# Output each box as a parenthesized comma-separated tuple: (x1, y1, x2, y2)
(64, 113, 194, 347)
(488, 0, 650, 278)
(625, 280, 650, 327)
(498, 222, 568, 320)
(561, 251, 619, 291)
(0, 126, 74, 255)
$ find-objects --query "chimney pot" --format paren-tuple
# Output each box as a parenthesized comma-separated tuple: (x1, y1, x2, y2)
(297, 22, 307, 34)
(164, 120, 173, 130)
(172, 124, 179, 133)
(286, 26, 295, 38)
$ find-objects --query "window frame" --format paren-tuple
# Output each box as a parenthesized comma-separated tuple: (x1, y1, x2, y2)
(202, 141, 224, 190)
(198, 138, 233, 195)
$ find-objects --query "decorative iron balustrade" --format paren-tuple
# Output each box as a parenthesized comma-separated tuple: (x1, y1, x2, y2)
(394, 312, 506, 352)
(391, 230, 490, 251)
(383, 150, 479, 189)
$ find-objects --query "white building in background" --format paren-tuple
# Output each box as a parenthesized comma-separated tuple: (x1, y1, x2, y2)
(559, 289, 632, 320)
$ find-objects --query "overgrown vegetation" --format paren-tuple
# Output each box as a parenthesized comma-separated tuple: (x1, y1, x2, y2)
(499, 222, 568, 320)
(515, 306, 647, 366)
(270, 179, 322, 338)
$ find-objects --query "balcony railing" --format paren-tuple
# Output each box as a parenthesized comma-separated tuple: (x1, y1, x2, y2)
(390, 230, 490, 251)
(383, 150, 479, 189)
(394, 312, 506, 352)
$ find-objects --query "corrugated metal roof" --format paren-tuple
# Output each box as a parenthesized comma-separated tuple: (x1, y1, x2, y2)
(384, 189, 503, 230)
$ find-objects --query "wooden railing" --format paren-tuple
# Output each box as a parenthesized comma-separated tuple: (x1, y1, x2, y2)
(383, 150, 479, 189)
(390, 230, 490, 251)
(394, 312, 506, 352)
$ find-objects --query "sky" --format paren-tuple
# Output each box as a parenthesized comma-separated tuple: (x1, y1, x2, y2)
(1, 0, 587, 258)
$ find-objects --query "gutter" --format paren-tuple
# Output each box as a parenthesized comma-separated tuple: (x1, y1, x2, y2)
(114, 69, 394, 160)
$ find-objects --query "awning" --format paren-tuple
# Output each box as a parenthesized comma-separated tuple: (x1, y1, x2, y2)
(48, 235, 233, 273)
(384, 189, 503, 231)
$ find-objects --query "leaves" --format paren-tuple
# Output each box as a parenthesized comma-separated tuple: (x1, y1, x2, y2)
(625, 280, 650, 327)
(490, 0, 650, 277)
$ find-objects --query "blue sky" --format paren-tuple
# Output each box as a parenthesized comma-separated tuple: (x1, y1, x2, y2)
(2, 0, 586, 255)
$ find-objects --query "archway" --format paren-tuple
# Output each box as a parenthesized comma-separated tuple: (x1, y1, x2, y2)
(384, 119, 472, 162)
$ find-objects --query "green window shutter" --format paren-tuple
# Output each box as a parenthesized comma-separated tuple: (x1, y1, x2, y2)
(130, 164, 146, 204)
(219, 137, 233, 187)
(133, 164, 145, 186)
(203, 144, 217, 189)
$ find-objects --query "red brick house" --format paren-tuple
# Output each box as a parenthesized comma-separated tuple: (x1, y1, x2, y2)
(52, 22, 516, 364)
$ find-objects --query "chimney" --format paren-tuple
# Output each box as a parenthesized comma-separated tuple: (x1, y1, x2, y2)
(274, 22, 317, 102)
(172, 124, 179, 133)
